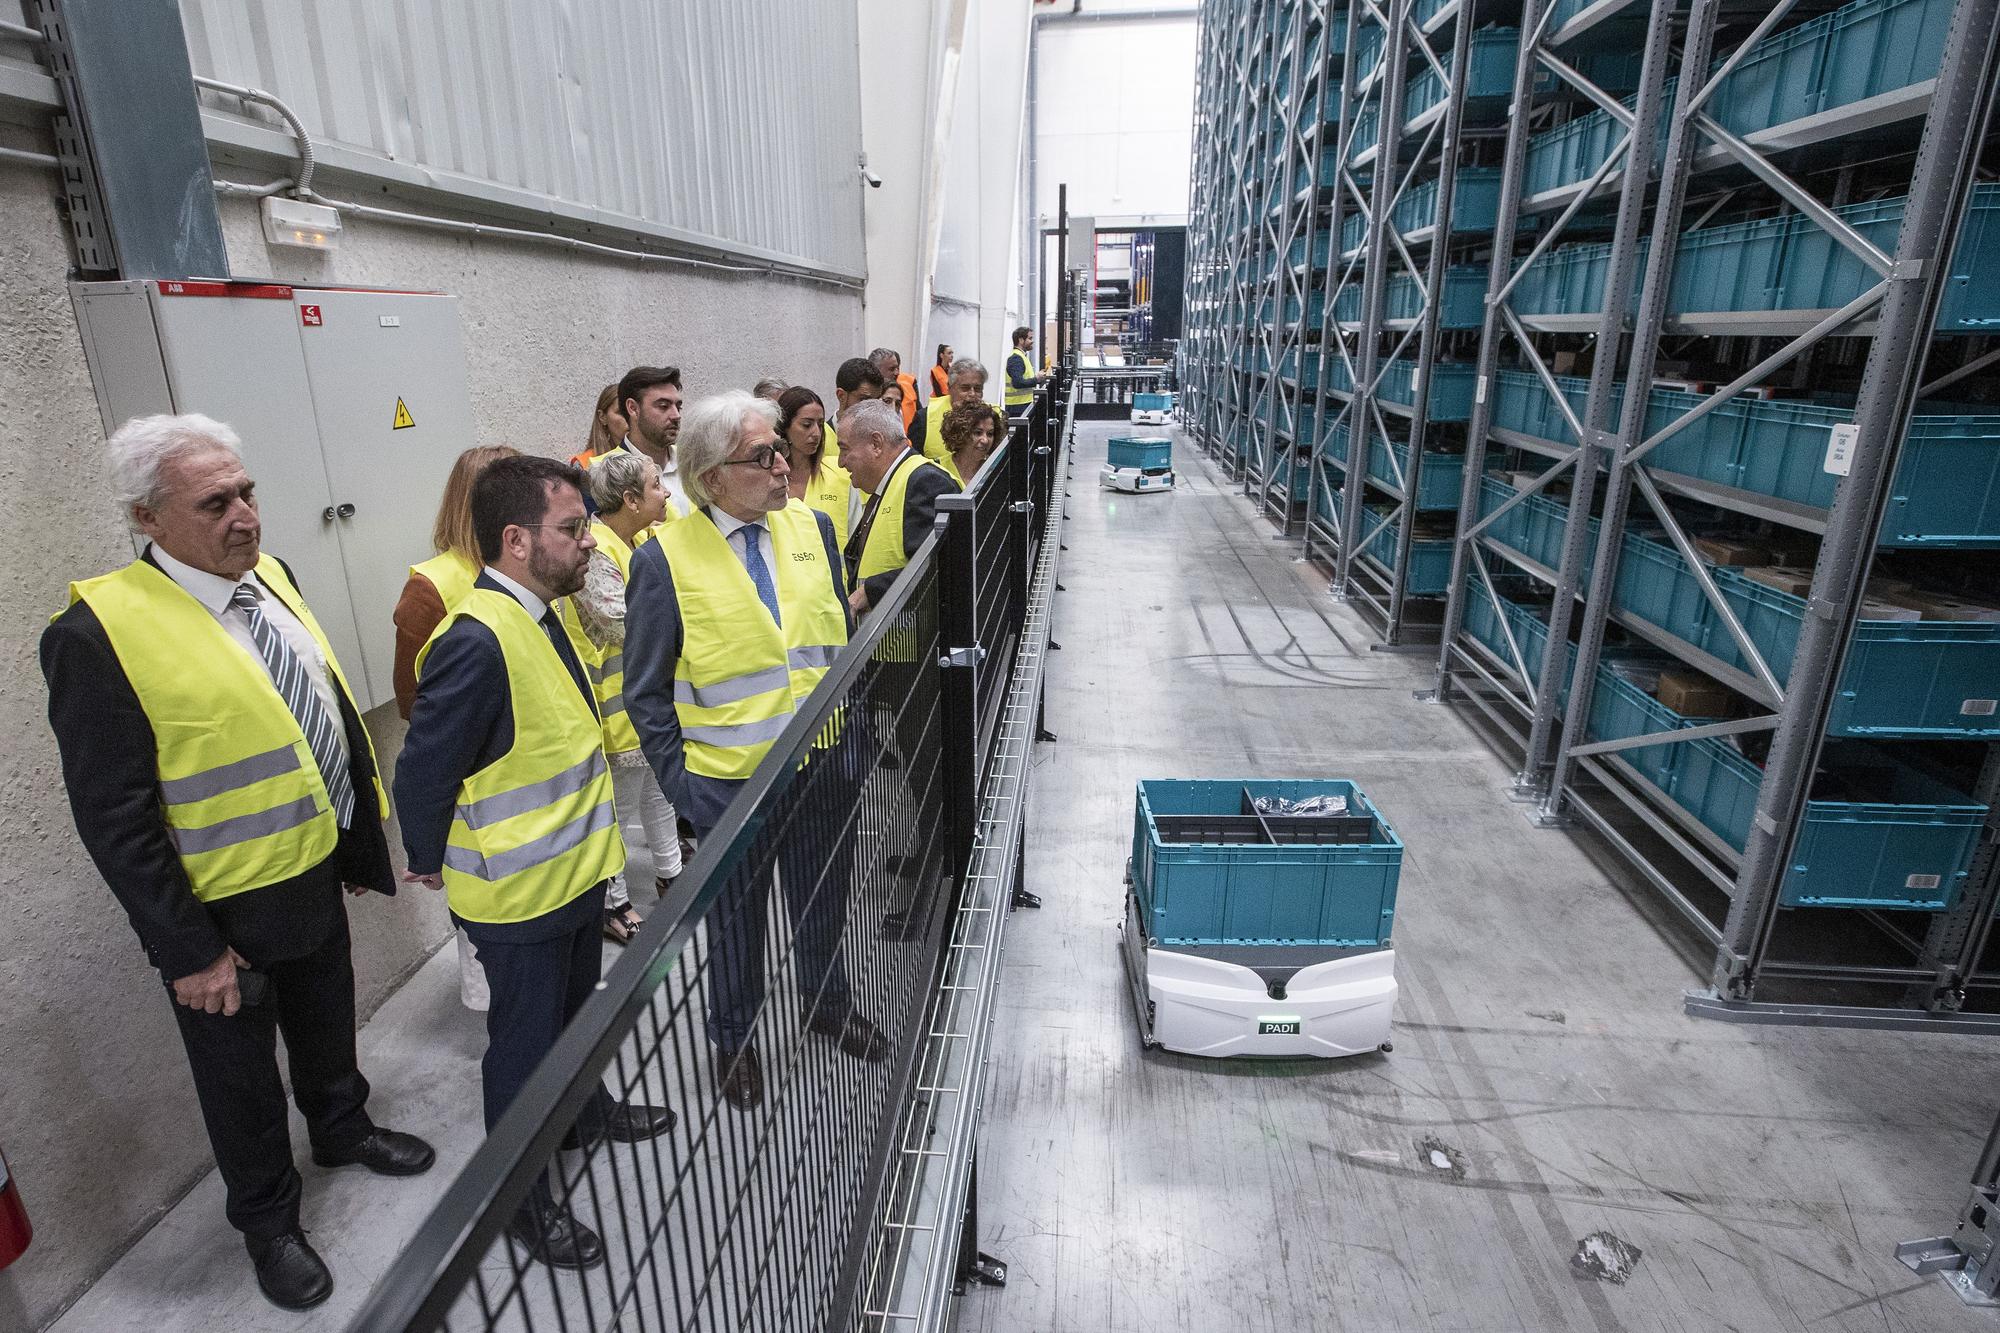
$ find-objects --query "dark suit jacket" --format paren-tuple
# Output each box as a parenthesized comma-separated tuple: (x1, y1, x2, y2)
(849, 457, 957, 608)
(41, 552, 394, 980)
(392, 571, 601, 944)
(625, 508, 850, 831)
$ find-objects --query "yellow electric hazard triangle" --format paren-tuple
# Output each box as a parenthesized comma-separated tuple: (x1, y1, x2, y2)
(392, 397, 416, 430)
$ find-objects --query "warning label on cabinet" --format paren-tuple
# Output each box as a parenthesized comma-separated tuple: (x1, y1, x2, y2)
(392, 397, 415, 430)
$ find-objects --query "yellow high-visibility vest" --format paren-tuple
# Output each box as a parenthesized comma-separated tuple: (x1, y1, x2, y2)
(657, 503, 849, 781)
(411, 549, 477, 610)
(921, 396, 953, 463)
(66, 555, 384, 902)
(801, 460, 855, 551)
(1005, 348, 1035, 406)
(418, 588, 624, 923)
(558, 521, 642, 756)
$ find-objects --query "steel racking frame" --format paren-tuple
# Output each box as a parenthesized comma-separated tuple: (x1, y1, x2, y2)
(1186, 0, 2000, 1027)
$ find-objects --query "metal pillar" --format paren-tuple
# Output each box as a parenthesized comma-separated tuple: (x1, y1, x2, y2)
(1707, 0, 2000, 1002)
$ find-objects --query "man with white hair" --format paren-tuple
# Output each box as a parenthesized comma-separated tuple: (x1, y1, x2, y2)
(625, 391, 886, 1111)
(837, 398, 959, 615)
(40, 414, 433, 1310)
(908, 357, 989, 462)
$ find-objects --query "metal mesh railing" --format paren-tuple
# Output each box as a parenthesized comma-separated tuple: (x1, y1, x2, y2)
(348, 375, 1070, 1333)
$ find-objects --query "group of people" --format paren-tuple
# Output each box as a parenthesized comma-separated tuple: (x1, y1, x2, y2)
(39, 336, 1041, 1309)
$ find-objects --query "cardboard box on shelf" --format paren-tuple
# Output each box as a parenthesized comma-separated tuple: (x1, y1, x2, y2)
(1551, 349, 1590, 376)
(1656, 670, 1734, 718)
(1693, 536, 1769, 566)
(1741, 565, 1814, 596)
(1859, 597, 1922, 622)
(1886, 590, 2000, 623)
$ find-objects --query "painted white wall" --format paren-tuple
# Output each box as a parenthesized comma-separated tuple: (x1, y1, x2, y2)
(1035, 17, 1197, 226)
(858, 0, 1029, 396)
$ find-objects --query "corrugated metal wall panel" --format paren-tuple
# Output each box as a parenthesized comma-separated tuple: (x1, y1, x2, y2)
(180, 0, 865, 277)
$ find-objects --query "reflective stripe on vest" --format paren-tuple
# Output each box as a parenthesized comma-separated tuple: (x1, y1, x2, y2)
(658, 503, 849, 781)
(66, 555, 384, 902)
(558, 521, 641, 754)
(418, 588, 624, 922)
(1005, 349, 1034, 406)
(411, 549, 478, 611)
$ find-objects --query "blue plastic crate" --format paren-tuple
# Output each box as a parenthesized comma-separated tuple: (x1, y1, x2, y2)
(1393, 169, 1505, 238)
(1377, 360, 1478, 421)
(1613, 532, 1714, 652)
(1362, 435, 1464, 510)
(1713, 0, 1952, 137)
(1133, 392, 1173, 413)
(1709, 568, 2000, 738)
(1108, 436, 1173, 471)
(1785, 760, 1987, 909)
(1132, 779, 1404, 947)
(1405, 28, 1518, 122)
(1354, 267, 1486, 327)
(1360, 507, 1453, 595)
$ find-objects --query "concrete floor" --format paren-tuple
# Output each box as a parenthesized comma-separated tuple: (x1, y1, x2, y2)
(54, 421, 2000, 1332)
(957, 423, 2000, 1333)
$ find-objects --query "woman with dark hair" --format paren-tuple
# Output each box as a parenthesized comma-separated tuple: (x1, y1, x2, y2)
(929, 343, 953, 400)
(779, 384, 854, 547)
(570, 383, 627, 468)
(937, 403, 1004, 488)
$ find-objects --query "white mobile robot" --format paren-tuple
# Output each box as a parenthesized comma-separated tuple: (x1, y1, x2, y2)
(1102, 434, 1176, 494)
(1131, 390, 1174, 426)
(1122, 779, 1400, 1058)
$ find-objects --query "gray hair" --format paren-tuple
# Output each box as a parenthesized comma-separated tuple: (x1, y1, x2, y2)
(751, 377, 788, 401)
(106, 413, 244, 531)
(588, 449, 655, 516)
(949, 357, 987, 385)
(678, 390, 780, 511)
(838, 398, 906, 446)
(868, 347, 900, 371)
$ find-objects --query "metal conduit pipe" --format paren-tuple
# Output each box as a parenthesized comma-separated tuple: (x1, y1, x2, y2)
(0, 144, 59, 169)
(191, 74, 315, 198)
(212, 174, 865, 288)
(0, 19, 45, 43)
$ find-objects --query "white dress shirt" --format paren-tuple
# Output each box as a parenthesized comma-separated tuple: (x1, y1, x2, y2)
(708, 506, 775, 587)
(481, 565, 550, 624)
(150, 544, 350, 777)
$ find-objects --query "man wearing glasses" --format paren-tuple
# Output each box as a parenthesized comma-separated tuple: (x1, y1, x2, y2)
(625, 391, 886, 1111)
(395, 455, 674, 1272)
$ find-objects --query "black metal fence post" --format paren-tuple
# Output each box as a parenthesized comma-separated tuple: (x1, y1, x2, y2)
(935, 495, 983, 883)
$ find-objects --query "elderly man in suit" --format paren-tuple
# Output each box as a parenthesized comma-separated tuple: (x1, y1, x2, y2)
(624, 390, 887, 1112)
(41, 414, 435, 1311)
(394, 454, 674, 1273)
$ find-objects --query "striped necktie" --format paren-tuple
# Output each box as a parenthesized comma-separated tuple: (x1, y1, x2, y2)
(230, 583, 356, 829)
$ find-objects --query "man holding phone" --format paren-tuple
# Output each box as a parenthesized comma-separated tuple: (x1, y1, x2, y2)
(41, 415, 434, 1311)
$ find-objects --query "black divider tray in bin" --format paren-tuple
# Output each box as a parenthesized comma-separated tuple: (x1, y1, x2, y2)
(1153, 814, 1383, 846)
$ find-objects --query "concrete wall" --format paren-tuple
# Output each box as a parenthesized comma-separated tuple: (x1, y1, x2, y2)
(0, 162, 860, 1330)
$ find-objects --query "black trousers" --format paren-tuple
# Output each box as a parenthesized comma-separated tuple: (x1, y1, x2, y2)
(168, 906, 373, 1244)
(701, 734, 860, 1053)
(469, 885, 608, 1136)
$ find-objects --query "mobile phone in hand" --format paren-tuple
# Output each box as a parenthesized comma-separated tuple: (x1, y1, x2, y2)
(235, 966, 269, 1008)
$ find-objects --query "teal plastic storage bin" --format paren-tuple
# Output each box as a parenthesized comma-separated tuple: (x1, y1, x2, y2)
(1133, 392, 1172, 413)
(1405, 28, 1518, 123)
(1132, 779, 1404, 947)
(1108, 436, 1173, 471)
(1393, 169, 1504, 238)
(1367, 437, 1464, 510)
(1342, 268, 1485, 327)
(1360, 507, 1453, 594)
(1715, 0, 1952, 136)
(1378, 360, 1478, 420)
(1785, 761, 1987, 909)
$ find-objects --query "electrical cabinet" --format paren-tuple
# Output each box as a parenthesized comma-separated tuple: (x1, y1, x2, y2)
(71, 279, 476, 713)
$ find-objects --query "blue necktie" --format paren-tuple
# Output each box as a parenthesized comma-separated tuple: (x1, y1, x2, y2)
(736, 525, 781, 626)
(231, 583, 356, 828)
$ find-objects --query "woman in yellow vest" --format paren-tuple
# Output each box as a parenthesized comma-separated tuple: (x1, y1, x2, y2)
(391, 445, 519, 1010)
(562, 450, 682, 945)
(778, 385, 854, 550)
(394, 445, 520, 720)
(937, 402, 1006, 489)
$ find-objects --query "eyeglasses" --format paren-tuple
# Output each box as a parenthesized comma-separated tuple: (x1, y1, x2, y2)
(520, 518, 593, 541)
(722, 441, 795, 472)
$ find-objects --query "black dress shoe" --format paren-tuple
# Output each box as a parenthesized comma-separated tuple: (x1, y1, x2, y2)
(507, 1198, 604, 1271)
(562, 1099, 677, 1150)
(249, 1230, 333, 1310)
(312, 1128, 436, 1177)
(805, 1008, 889, 1063)
(718, 1045, 764, 1109)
